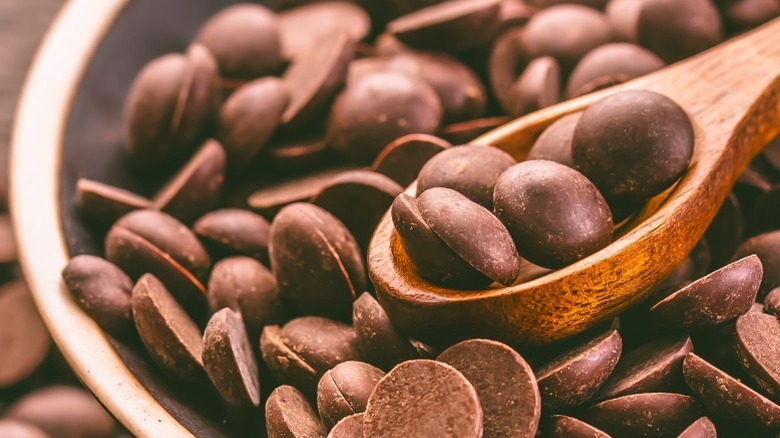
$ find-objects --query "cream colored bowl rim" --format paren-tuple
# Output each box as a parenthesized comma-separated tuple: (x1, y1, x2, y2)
(10, 0, 194, 436)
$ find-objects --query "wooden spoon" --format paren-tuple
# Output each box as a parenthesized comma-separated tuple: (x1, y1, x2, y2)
(368, 18, 780, 346)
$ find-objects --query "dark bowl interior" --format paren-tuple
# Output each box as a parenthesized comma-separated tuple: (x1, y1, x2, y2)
(60, 0, 266, 436)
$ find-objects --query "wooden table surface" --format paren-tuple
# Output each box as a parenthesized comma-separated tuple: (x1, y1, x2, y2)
(0, 0, 66, 208)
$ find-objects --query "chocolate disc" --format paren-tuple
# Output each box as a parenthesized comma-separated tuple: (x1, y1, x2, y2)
(584, 393, 703, 438)
(734, 312, 780, 400)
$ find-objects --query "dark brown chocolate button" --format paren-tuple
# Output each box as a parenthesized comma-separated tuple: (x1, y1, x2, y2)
(328, 413, 364, 438)
(764, 286, 780, 316)
(261, 316, 362, 394)
(207, 256, 272, 314)
(132, 274, 205, 382)
(0, 420, 48, 438)
(733, 230, 780, 298)
(734, 312, 780, 400)
(683, 352, 780, 430)
(265, 138, 333, 173)
(281, 31, 355, 129)
(317, 361, 385, 429)
(595, 336, 693, 401)
(217, 77, 288, 172)
(371, 133, 451, 187)
(606, 0, 643, 43)
(0, 281, 51, 388)
(4, 386, 116, 438)
(547, 415, 610, 438)
(363, 359, 483, 438)
(527, 112, 580, 167)
(391, 194, 492, 288)
(195, 4, 283, 79)
(387, 52, 486, 123)
(123, 44, 220, 169)
(327, 71, 442, 163)
(521, 5, 611, 70)
(648, 255, 762, 329)
(311, 170, 403, 251)
(416, 144, 516, 210)
(536, 330, 622, 410)
(572, 90, 694, 201)
(386, 0, 503, 53)
(438, 339, 541, 437)
(152, 139, 226, 223)
(494, 159, 613, 268)
(677, 417, 717, 438)
(247, 167, 358, 218)
(488, 27, 526, 113)
(193, 208, 270, 265)
(438, 116, 511, 145)
(346, 57, 390, 87)
(506, 56, 560, 117)
(352, 293, 420, 371)
(418, 187, 521, 286)
(75, 178, 153, 224)
(566, 43, 665, 98)
(723, 0, 780, 31)
(106, 209, 210, 309)
(278, 1, 370, 60)
(584, 393, 702, 438)
(203, 308, 260, 407)
(498, 0, 537, 28)
(62, 255, 134, 337)
(704, 192, 744, 268)
(270, 203, 365, 320)
(637, 0, 723, 63)
(265, 385, 328, 438)
(234, 260, 285, 343)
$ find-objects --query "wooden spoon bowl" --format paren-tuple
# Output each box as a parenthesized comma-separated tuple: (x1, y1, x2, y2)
(369, 18, 780, 346)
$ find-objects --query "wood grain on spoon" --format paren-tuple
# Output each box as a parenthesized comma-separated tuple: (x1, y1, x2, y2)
(369, 18, 780, 346)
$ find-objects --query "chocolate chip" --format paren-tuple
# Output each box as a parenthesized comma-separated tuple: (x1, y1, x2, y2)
(606, 0, 645, 43)
(683, 352, 780, 430)
(261, 316, 362, 394)
(387, 52, 486, 123)
(527, 112, 580, 167)
(723, 0, 780, 31)
(265, 138, 333, 173)
(584, 393, 703, 438)
(535, 330, 622, 410)
(0, 281, 51, 388)
(391, 194, 492, 288)
(438, 116, 511, 144)
(106, 209, 210, 310)
(521, 5, 611, 70)
(352, 293, 420, 371)
(327, 413, 364, 438)
(418, 187, 521, 286)
(595, 335, 693, 401)
(62, 255, 134, 337)
(637, 0, 723, 63)
(764, 286, 780, 316)
(152, 139, 226, 223)
(278, 1, 370, 60)
(195, 4, 284, 79)
(132, 274, 206, 382)
(649, 255, 762, 329)
(281, 31, 355, 129)
(270, 203, 365, 320)
(123, 44, 220, 169)
(488, 27, 526, 113)
(311, 170, 403, 251)
(438, 339, 541, 437)
(363, 360, 483, 438)
(4, 386, 116, 438)
(416, 144, 516, 210)
(734, 312, 780, 400)
(265, 385, 328, 438)
(203, 308, 260, 407)
(572, 90, 694, 201)
(75, 178, 153, 224)
(732, 230, 780, 298)
(566, 43, 665, 98)
(235, 259, 285, 342)
(327, 71, 442, 163)
(0, 420, 48, 438)
(217, 77, 289, 172)
(677, 417, 717, 438)
(547, 415, 610, 438)
(506, 56, 561, 117)
(193, 208, 270, 265)
(386, 0, 503, 53)
(371, 133, 451, 187)
(317, 361, 385, 429)
(207, 256, 273, 314)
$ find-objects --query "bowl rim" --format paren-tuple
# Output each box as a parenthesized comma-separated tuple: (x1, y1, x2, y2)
(10, 0, 195, 436)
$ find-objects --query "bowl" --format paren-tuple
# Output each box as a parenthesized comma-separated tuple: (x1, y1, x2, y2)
(10, 0, 260, 436)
